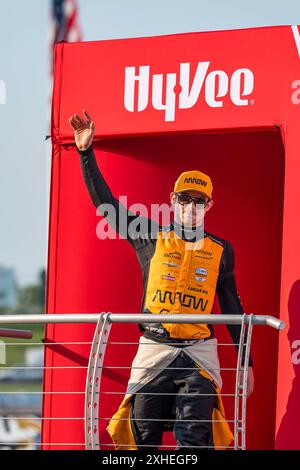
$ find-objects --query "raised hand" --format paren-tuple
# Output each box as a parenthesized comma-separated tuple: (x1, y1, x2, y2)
(69, 109, 95, 151)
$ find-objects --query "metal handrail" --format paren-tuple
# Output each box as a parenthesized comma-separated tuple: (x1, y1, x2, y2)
(0, 313, 285, 450)
(0, 313, 285, 330)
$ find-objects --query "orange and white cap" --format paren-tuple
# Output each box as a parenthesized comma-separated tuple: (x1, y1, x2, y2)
(173, 170, 213, 200)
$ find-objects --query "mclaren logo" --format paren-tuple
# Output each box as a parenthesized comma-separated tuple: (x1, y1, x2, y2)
(164, 251, 182, 260)
(152, 289, 208, 311)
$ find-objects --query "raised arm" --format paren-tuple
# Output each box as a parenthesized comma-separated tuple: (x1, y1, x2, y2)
(69, 110, 158, 250)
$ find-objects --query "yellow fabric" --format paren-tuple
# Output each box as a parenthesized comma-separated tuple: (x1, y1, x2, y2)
(145, 230, 224, 339)
(173, 170, 213, 199)
(196, 368, 234, 449)
(106, 394, 138, 450)
(106, 368, 234, 450)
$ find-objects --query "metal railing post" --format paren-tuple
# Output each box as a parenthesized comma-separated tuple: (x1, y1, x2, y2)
(241, 313, 254, 449)
(234, 313, 246, 449)
(85, 313, 112, 450)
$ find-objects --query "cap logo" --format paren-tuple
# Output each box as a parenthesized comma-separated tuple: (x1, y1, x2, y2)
(183, 177, 208, 187)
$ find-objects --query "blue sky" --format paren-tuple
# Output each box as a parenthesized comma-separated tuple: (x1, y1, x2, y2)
(0, 0, 300, 286)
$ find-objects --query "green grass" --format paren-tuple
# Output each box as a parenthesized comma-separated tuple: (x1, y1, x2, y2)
(0, 383, 42, 392)
(0, 324, 44, 394)
(1, 323, 45, 367)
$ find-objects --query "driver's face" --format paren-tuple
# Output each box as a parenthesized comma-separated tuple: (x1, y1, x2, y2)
(170, 190, 213, 226)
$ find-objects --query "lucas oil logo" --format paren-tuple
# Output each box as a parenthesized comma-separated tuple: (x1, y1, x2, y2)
(124, 61, 254, 122)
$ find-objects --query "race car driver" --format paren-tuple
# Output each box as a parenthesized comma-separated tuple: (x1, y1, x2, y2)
(69, 110, 254, 450)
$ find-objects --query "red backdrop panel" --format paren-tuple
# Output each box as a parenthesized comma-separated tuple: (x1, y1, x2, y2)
(43, 128, 284, 449)
(43, 24, 300, 449)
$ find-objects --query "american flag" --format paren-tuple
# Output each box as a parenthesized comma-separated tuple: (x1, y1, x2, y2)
(47, 0, 82, 127)
(51, 0, 82, 45)
(50, 0, 82, 72)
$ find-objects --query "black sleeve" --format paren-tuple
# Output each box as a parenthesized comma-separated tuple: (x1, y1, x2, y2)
(216, 241, 253, 367)
(77, 145, 159, 250)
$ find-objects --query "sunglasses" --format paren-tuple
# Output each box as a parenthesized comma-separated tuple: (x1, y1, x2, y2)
(176, 192, 209, 207)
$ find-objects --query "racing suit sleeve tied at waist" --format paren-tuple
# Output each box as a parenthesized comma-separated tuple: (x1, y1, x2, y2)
(106, 373, 233, 450)
(106, 337, 233, 449)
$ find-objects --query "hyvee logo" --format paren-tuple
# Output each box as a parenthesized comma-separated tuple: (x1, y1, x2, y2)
(124, 62, 254, 122)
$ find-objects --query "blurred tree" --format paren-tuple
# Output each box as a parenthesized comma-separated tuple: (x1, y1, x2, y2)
(38, 269, 46, 309)
(0, 268, 46, 314)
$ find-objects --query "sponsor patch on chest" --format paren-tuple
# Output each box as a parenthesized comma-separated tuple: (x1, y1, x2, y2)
(161, 273, 176, 281)
(162, 261, 181, 268)
(195, 267, 208, 275)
